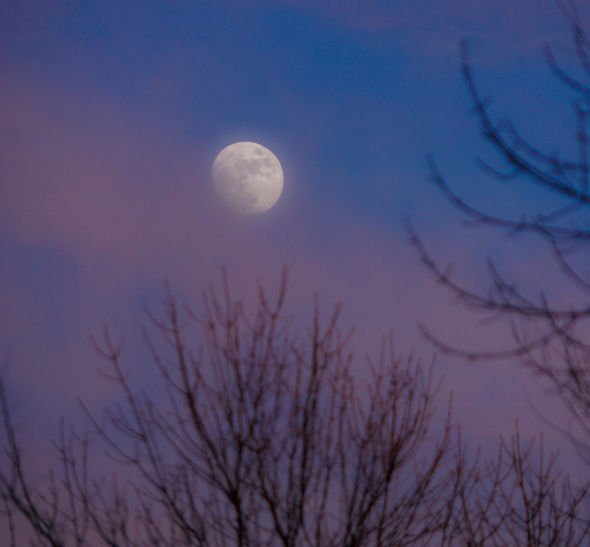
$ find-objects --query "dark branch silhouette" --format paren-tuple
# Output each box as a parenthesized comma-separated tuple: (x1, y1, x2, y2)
(411, 4, 590, 463)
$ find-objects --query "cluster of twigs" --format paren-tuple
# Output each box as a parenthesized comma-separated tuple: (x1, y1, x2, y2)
(410, 1, 590, 464)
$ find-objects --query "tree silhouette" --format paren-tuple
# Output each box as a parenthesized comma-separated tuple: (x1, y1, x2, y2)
(1, 272, 589, 545)
(443, 426, 590, 545)
(410, 3, 590, 464)
(1, 271, 458, 546)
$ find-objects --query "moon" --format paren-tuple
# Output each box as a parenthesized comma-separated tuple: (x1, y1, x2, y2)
(212, 141, 284, 214)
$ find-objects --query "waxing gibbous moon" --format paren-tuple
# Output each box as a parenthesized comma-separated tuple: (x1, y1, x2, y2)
(212, 141, 284, 214)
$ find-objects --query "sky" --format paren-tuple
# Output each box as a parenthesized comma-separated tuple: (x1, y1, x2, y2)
(1, 0, 588, 502)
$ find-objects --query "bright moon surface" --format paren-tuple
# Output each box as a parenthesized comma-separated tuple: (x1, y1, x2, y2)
(212, 141, 284, 214)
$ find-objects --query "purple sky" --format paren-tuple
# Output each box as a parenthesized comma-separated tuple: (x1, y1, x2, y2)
(1, 0, 588, 490)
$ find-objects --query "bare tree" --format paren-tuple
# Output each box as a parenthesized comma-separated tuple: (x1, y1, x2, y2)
(2, 272, 589, 545)
(410, 1, 590, 463)
(442, 426, 590, 546)
(0, 271, 457, 546)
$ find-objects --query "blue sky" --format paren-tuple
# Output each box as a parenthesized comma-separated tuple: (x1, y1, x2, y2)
(1, 0, 588, 492)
